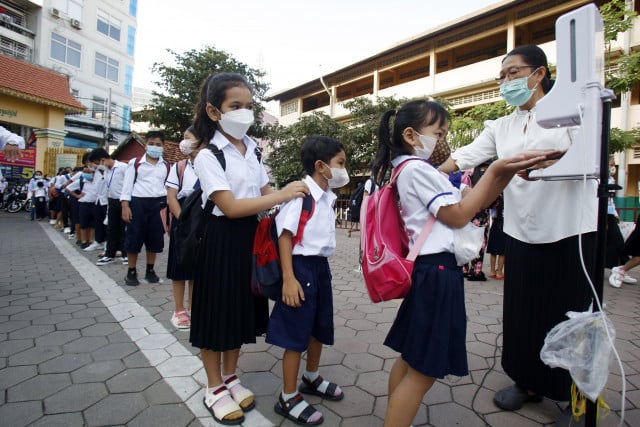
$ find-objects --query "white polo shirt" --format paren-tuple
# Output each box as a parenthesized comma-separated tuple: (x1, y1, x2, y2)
(94, 170, 108, 206)
(194, 132, 269, 216)
(67, 176, 98, 204)
(166, 159, 198, 200)
(276, 175, 337, 257)
(120, 155, 168, 201)
(106, 160, 127, 200)
(393, 155, 460, 256)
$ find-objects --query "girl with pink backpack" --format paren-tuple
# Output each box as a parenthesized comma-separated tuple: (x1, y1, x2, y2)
(370, 100, 557, 427)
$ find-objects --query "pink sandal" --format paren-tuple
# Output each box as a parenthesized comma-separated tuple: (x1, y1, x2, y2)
(171, 310, 190, 329)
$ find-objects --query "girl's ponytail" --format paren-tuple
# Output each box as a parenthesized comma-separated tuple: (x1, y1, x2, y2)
(371, 109, 396, 187)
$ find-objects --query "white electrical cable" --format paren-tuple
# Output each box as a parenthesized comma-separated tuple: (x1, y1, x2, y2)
(575, 103, 625, 426)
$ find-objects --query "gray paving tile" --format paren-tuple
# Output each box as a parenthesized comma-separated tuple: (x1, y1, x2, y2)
(83, 393, 147, 426)
(0, 338, 33, 357)
(106, 367, 161, 393)
(62, 336, 109, 353)
(0, 364, 37, 388)
(9, 345, 62, 365)
(71, 359, 126, 383)
(35, 330, 81, 346)
(29, 413, 85, 427)
(127, 403, 196, 427)
(44, 382, 108, 414)
(7, 372, 71, 401)
(0, 400, 43, 427)
(38, 353, 92, 373)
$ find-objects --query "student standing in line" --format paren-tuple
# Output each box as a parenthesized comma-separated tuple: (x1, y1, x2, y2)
(84, 163, 107, 252)
(189, 72, 308, 425)
(370, 100, 553, 427)
(165, 126, 201, 329)
(120, 131, 168, 286)
(66, 167, 97, 249)
(267, 135, 347, 426)
(89, 148, 128, 266)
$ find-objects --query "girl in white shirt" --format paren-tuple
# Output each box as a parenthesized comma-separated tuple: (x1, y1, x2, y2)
(189, 72, 308, 426)
(372, 100, 552, 427)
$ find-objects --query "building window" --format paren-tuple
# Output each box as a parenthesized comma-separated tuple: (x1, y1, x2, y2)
(97, 10, 121, 41)
(129, 0, 137, 17)
(122, 105, 131, 131)
(95, 53, 119, 82)
(92, 97, 116, 122)
(126, 25, 135, 56)
(71, 88, 79, 97)
(280, 100, 298, 116)
(51, 0, 83, 21)
(0, 35, 30, 61)
(50, 32, 81, 68)
(124, 65, 133, 96)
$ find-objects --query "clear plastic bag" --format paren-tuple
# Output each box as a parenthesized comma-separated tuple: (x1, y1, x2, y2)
(540, 310, 615, 402)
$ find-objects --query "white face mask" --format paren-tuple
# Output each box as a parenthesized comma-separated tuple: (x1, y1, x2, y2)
(325, 166, 350, 189)
(218, 108, 254, 140)
(413, 132, 438, 160)
(179, 139, 195, 155)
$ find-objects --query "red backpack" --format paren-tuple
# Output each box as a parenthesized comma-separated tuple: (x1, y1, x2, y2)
(360, 159, 435, 303)
(251, 194, 315, 300)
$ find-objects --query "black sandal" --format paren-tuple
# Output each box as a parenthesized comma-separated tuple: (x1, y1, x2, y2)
(298, 375, 344, 401)
(274, 393, 324, 426)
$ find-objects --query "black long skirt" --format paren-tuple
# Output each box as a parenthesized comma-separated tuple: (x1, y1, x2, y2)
(502, 233, 595, 401)
(189, 215, 269, 351)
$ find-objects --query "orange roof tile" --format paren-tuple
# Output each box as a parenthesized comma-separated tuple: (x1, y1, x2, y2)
(0, 54, 85, 113)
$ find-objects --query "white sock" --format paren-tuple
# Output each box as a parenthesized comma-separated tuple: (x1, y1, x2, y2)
(282, 390, 298, 401)
(304, 370, 319, 382)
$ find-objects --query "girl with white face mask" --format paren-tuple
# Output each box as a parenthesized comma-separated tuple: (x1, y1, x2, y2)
(189, 72, 309, 426)
(372, 100, 552, 427)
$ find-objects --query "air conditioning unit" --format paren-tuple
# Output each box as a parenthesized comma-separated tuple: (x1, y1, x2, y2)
(70, 18, 81, 29)
(50, 7, 60, 18)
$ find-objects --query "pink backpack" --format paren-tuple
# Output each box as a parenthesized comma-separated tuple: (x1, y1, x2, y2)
(360, 159, 436, 303)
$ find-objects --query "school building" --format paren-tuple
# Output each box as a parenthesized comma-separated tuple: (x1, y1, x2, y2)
(266, 0, 640, 218)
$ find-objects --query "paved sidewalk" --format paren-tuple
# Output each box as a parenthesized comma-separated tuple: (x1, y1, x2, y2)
(1, 211, 640, 426)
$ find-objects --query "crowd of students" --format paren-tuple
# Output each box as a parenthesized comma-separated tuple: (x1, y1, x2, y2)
(27, 43, 600, 426)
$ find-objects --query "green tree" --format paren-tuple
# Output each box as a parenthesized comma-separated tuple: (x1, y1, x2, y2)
(264, 112, 345, 186)
(147, 46, 268, 141)
(341, 96, 407, 172)
(601, 0, 640, 153)
(447, 101, 512, 149)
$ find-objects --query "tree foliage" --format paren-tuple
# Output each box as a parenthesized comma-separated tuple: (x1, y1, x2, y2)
(601, 0, 640, 96)
(341, 96, 407, 172)
(447, 101, 512, 150)
(264, 112, 345, 186)
(147, 46, 268, 141)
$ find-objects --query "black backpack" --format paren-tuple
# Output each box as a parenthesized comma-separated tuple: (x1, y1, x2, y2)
(173, 144, 262, 271)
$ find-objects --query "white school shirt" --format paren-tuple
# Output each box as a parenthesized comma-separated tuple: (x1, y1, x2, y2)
(276, 175, 337, 257)
(34, 187, 47, 198)
(166, 159, 198, 200)
(94, 170, 108, 206)
(119, 155, 169, 201)
(394, 155, 460, 256)
(0, 126, 25, 149)
(194, 132, 269, 216)
(54, 173, 69, 190)
(67, 176, 98, 203)
(451, 106, 597, 244)
(106, 160, 126, 199)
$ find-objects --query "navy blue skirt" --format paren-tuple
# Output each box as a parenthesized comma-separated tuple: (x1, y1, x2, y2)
(384, 252, 468, 379)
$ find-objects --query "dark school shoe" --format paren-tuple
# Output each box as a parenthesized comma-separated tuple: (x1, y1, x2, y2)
(145, 269, 159, 283)
(125, 270, 140, 286)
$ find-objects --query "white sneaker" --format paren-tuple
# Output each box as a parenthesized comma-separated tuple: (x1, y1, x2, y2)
(609, 266, 624, 288)
(84, 241, 104, 252)
(63, 227, 71, 234)
(49, 219, 56, 225)
(623, 274, 637, 284)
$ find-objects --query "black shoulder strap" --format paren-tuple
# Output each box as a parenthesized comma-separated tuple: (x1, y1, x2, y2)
(207, 144, 225, 171)
(254, 146, 262, 163)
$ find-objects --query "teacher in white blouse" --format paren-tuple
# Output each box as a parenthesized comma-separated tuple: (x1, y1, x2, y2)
(439, 45, 597, 414)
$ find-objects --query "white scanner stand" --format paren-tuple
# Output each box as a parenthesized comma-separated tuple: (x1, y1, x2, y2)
(529, 3, 612, 181)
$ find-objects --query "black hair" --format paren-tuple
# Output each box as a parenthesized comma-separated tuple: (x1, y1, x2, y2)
(192, 73, 253, 147)
(145, 130, 165, 142)
(503, 45, 554, 94)
(88, 147, 110, 163)
(301, 135, 345, 176)
(371, 100, 450, 187)
(81, 152, 91, 165)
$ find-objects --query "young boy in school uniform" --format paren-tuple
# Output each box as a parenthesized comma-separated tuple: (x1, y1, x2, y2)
(267, 135, 348, 426)
(89, 148, 128, 266)
(120, 131, 168, 286)
(66, 167, 97, 249)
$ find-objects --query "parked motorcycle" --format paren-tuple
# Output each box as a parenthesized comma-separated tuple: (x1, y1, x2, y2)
(4, 186, 28, 213)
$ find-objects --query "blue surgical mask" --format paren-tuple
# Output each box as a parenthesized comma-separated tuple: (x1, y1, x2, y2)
(146, 145, 163, 158)
(82, 173, 93, 181)
(499, 69, 539, 107)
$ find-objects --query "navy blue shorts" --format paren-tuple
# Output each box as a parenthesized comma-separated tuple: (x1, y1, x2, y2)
(124, 196, 166, 254)
(266, 256, 333, 352)
(78, 202, 96, 229)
